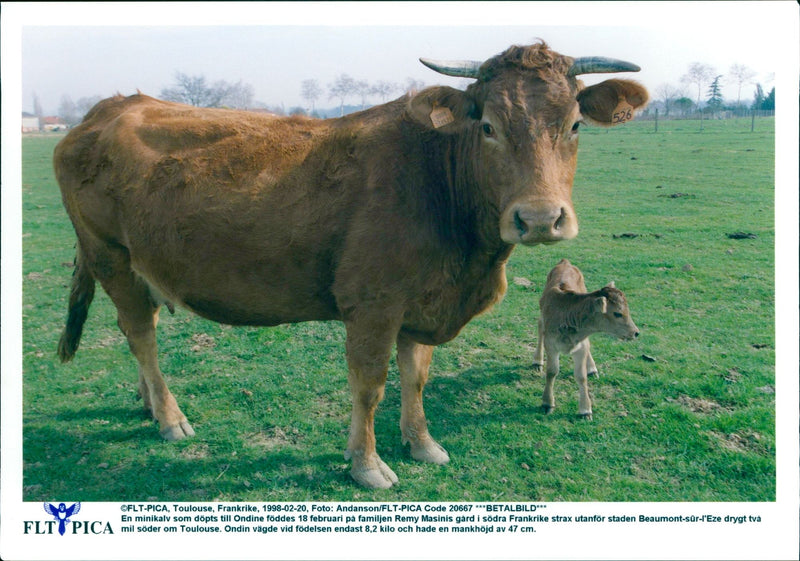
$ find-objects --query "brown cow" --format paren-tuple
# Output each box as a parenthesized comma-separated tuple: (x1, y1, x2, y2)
(533, 259, 639, 419)
(54, 41, 648, 488)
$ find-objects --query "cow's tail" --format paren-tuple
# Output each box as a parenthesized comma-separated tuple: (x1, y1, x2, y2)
(57, 242, 96, 363)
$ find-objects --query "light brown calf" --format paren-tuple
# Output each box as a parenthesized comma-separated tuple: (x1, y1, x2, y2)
(533, 259, 639, 419)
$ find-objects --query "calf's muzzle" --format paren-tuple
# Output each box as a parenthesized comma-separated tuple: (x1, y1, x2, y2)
(501, 202, 578, 245)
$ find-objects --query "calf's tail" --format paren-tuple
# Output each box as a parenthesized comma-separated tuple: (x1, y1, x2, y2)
(57, 243, 96, 363)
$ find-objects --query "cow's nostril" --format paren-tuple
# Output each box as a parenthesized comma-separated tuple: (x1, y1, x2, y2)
(554, 208, 568, 231)
(634, 331, 640, 338)
(514, 210, 528, 236)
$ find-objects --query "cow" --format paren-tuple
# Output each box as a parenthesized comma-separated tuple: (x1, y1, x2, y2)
(533, 259, 640, 420)
(53, 41, 648, 489)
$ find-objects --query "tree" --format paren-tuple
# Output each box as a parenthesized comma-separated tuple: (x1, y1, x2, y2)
(751, 83, 765, 110)
(300, 79, 322, 113)
(58, 95, 104, 126)
(655, 83, 683, 117)
(328, 74, 356, 116)
(674, 97, 694, 116)
(706, 75, 724, 113)
(371, 80, 399, 103)
(404, 77, 425, 93)
(752, 84, 775, 111)
(681, 62, 715, 108)
(354, 80, 372, 110)
(33, 93, 44, 130)
(160, 72, 253, 108)
(728, 63, 756, 107)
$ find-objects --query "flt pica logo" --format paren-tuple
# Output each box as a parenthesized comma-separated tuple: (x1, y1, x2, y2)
(23, 502, 114, 535)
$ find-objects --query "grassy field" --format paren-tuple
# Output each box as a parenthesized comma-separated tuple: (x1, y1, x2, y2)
(21, 116, 775, 502)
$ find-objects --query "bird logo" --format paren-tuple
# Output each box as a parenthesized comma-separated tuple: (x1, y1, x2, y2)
(43, 502, 81, 536)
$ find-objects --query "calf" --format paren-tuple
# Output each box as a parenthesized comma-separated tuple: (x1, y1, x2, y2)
(532, 259, 639, 419)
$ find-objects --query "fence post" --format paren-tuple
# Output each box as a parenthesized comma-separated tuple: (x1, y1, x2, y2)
(654, 108, 658, 133)
(751, 110, 755, 132)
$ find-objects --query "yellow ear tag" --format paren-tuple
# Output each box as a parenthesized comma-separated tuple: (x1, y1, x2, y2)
(611, 100, 635, 124)
(430, 106, 455, 129)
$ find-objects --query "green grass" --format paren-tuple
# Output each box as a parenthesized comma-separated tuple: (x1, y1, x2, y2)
(21, 117, 775, 502)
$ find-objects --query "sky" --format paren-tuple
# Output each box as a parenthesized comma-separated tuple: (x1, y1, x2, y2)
(9, 2, 793, 115)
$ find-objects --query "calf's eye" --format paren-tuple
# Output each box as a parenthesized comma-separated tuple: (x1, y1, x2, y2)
(613, 312, 624, 318)
(482, 123, 495, 137)
(571, 121, 581, 133)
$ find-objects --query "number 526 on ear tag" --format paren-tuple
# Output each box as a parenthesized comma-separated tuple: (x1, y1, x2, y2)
(612, 101, 634, 124)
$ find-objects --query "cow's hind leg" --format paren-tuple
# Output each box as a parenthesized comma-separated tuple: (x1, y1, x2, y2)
(397, 333, 449, 465)
(87, 241, 193, 440)
(343, 313, 400, 489)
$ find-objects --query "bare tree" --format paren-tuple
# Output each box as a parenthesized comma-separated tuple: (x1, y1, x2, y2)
(328, 74, 356, 116)
(221, 80, 254, 109)
(404, 77, 426, 93)
(655, 83, 683, 117)
(33, 93, 44, 130)
(160, 72, 253, 108)
(371, 80, 399, 103)
(58, 94, 104, 126)
(354, 80, 372, 110)
(301, 79, 322, 113)
(681, 62, 716, 108)
(728, 63, 757, 108)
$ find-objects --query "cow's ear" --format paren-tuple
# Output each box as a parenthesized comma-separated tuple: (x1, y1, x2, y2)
(577, 79, 649, 127)
(406, 86, 477, 133)
(605, 281, 616, 288)
(593, 296, 608, 314)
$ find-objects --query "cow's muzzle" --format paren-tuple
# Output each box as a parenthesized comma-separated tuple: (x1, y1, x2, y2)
(500, 202, 578, 245)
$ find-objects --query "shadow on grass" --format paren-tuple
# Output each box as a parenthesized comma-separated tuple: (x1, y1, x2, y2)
(23, 359, 541, 501)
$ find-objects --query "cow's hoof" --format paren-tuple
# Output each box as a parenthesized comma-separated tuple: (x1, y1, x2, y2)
(532, 362, 543, 372)
(351, 458, 398, 490)
(588, 369, 599, 378)
(410, 439, 450, 465)
(541, 404, 554, 414)
(160, 421, 195, 441)
(577, 412, 593, 421)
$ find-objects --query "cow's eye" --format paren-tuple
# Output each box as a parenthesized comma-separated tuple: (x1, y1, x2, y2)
(613, 312, 623, 318)
(482, 123, 495, 137)
(571, 121, 581, 133)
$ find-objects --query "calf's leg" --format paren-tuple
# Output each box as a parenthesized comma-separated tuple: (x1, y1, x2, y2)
(532, 317, 545, 370)
(397, 334, 449, 465)
(541, 342, 560, 414)
(571, 340, 593, 420)
(585, 340, 599, 377)
(344, 314, 400, 489)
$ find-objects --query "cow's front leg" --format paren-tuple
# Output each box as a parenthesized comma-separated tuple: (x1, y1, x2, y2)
(572, 341, 593, 419)
(541, 342, 560, 414)
(343, 314, 400, 489)
(397, 333, 449, 465)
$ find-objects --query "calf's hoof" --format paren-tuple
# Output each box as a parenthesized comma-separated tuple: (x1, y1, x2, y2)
(410, 439, 450, 465)
(588, 369, 599, 378)
(577, 412, 593, 421)
(160, 421, 195, 441)
(532, 362, 543, 372)
(350, 457, 399, 490)
(541, 404, 554, 415)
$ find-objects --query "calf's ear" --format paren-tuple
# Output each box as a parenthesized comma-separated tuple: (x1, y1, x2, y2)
(406, 86, 477, 134)
(577, 79, 649, 127)
(593, 296, 608, 314)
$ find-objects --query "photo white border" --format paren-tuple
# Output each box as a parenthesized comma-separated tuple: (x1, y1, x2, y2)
(3, 2, 798, 560)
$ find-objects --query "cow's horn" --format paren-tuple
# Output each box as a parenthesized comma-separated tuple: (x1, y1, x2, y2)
(568, 57, 641, 76)
(419, 58, 482, 78)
